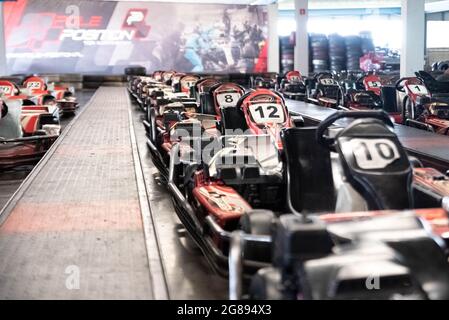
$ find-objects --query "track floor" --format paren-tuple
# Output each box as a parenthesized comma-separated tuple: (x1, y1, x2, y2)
(0, 87, 227, 299)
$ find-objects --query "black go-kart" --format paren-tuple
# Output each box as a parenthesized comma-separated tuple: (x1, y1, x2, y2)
(228, 110, 449, 300)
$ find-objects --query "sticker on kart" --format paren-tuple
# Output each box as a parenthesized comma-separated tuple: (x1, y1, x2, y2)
(248, 103, 286, 124)
(289, 75, 301, 82)
(407, 84, 429, 95)
(26, 81, 44, 90)
(367, 81, 382, 88)
(216, 92, 241, 108)
(320, 78, 337, 85)
(349, 138, 400, 170)
(0, 85, 12, 95)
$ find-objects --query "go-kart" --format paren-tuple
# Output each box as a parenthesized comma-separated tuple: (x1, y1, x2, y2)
(21, 76, 78, 116)
(396, 72, 449, 135)
(228, 111, 449, 300)
(143, 78, 244, 180)
(341, 73, 402, 123)
(250, 75, 277, 90)
(0, 99, 60, 170)
(280, 71, 306, 100)
(306, 72, 341, 108)
(166, 88, 293, 275)
(230, 206, 449, 300)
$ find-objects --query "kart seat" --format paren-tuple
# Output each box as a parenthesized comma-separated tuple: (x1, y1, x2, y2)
(0, 101, 22, 139)
(200, 91, 216, 115)
(380, 86, 399, 113)
(334, 118, 413, 211)
(282, 127, 336, 214)
(220, 107, 248, 132)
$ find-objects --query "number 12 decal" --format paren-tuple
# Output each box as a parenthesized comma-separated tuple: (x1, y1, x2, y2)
(349, 138, 400, 170)
(249, 103, 285, 124)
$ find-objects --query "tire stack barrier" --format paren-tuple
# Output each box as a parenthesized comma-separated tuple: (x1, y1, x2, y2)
(345, 36, 363, 71)
(280, 36, 295, 75)
(361, 37, 375, 55)
(310, 34, 329, 73)
(328, 34, 346, 72)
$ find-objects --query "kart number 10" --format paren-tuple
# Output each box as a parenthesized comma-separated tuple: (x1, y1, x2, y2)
(349, 138, 400, 170)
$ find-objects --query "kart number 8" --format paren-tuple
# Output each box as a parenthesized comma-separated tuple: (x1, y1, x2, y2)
(249, 103, 285, 124)
(216, 92, 241, 107)
(349, 138, 400, 170)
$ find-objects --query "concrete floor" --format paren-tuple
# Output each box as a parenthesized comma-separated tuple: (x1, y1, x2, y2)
(0, 87, 227, 299)
(130, 100, 227, 300)
(0, 90, 96, 210)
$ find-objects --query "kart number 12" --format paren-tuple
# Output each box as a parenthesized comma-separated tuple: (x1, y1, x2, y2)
(349, 138, 400, 170)
(249, 103, 285, 124)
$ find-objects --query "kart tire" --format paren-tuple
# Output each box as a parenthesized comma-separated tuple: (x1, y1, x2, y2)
(249, 267, 285, 300)
(438, 60, 449, 72)
(239, 210, 275, 236)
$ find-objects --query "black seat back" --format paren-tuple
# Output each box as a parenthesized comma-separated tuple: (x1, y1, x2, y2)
(335, 118, 413, 210)
(381, 85, 398, 113)
(282, 127, 336, 214)
(221, 107, 248, 133)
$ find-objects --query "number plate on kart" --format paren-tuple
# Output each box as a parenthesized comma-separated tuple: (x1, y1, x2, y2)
(367, 81, 381, 88)
(249, 103, 285, 124)
(0, 86, 12, 94)
(320, 78, 337, 86)
(408, 84, 429, 95)
(348, 138, 400, 170)
(216, 92, 241, 108)
(26, 81, 43, 89)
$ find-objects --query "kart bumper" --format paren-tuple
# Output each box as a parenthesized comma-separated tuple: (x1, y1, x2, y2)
(0, 135, 58, 170)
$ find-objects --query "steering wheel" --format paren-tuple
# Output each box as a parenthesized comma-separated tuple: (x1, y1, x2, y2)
(316, 110, 394, 148)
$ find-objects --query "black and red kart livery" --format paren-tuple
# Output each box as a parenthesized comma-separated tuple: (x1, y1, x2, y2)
(135, 72, 449, 276)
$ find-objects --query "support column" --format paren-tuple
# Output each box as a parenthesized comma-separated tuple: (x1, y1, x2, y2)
(0, 3, 6, 75)
(267, 2, 279, 73)
(400, 0, 425, 77)
(294, 0, 309, 75)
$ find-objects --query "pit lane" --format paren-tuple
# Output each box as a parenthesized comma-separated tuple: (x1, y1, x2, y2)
(0, 89, 96, 210)
(0, 86, 226, 299)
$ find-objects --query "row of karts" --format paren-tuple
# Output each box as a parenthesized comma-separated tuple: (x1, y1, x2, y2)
(272, 70, 449, 136)
(0, 75, 78, 170)
(128, 70, 449, 300)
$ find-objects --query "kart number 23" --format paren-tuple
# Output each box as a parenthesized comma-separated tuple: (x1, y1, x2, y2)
(349, 138, 400, 170)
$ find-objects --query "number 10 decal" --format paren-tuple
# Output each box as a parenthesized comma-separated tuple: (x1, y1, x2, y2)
(348, 139, 401, 170)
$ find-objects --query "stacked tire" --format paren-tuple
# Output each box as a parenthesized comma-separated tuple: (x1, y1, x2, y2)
(361, 37, 375, 55)
(310, 34, 329, 73)
(345, 36, 363, 71)
(328, 34, 346, 72)
(280, 36, 295, 75)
